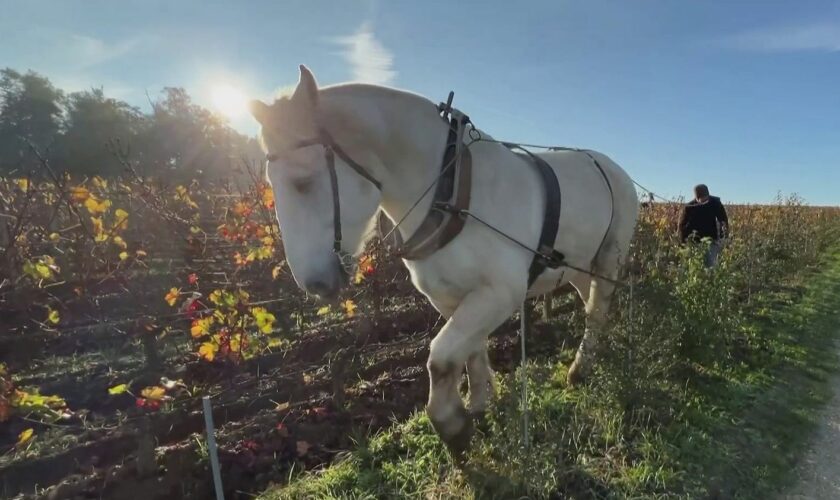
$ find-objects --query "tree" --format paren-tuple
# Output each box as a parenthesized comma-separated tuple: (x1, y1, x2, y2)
(139, 87, 256, 179)
(56, 88, 146, 176)
(0, 69, 64, 174)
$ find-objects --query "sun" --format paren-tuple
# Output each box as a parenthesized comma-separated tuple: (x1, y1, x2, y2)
(211, 84, 247, 118)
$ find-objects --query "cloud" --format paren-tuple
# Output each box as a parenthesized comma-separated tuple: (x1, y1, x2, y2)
(66, 33, 150, 69)
(718, 22, 840, 52)
(334, 22, 396, 85)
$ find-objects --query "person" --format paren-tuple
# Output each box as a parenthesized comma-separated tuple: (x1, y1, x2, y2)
(678, 184, 729, 267)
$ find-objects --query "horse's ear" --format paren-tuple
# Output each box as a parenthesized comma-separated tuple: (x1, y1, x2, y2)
(291, 64, 318, 108)
(249, 100, 271, 124)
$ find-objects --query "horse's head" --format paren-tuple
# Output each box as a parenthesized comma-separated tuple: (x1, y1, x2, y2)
(250, 66, 381, 300)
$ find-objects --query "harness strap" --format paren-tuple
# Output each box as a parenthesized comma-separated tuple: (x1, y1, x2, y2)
(504, 144, 565, 287)
(396, 111, 472, 260)
(296, 132, 382, 190)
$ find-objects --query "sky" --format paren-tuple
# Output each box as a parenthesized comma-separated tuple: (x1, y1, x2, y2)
(1, 0, 838, 205)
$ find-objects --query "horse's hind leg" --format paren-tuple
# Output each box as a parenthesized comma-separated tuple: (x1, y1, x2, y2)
(427, 286, 518, 456)
(567, 272, 618, 386)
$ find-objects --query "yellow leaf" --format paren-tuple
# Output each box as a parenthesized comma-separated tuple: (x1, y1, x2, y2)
(140, 386, 166, 400)
(135, 249, 147, 258)
(90, 216, 108, 243)
(34, 262, 53, 280)
(119, 251, 129, 261)
(316, 306, 331, 316)
(114, 208, 129, 230)
(49, 232, 60, 242)
(113, 236, 127, 249)
(164, 287, 180, 307)
(84, 196, 111, 215)
(272, 264, 283, 280)
(190, 226, 202, 234)
(191, 317, 214, 338)
(251, 307, 275, 334)
(342, 299, 357, 318)
(16, 428, 34, 447)
(69, 186, 90, 203)
(92, 176, 108, 189)
(47, 308, 60, 325)
(108, 384, 129, 395)
(199, 342, 218, 361)
(15, 178, 29, 191)
(262, 186, 274, 207)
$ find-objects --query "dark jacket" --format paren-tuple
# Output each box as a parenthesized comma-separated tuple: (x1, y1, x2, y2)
(678, 196, 729, 242)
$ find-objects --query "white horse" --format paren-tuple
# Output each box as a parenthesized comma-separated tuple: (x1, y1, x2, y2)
(250, 66, 639, 454)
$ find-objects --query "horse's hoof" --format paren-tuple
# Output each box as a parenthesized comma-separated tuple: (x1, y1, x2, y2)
(444, 416, 474, 462)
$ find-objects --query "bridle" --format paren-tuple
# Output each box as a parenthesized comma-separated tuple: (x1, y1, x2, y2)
(265, 129, 382, 275)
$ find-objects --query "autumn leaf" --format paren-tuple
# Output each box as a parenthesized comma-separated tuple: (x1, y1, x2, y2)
(84, 196, 111, 215)
(261, 186, 274, 208)
(90, 216, 108, 242)
(46, 308, 60, 325)
(135, 249, 147, 258)
(108, 384, 129, 395)
(119, 251, 129, 261)
(0, 400, 11, 423)
(199, 342, 218, 362)
(316, 306, 331, 316)
(114, 208, 129, 230)
(342, 299, 357, 318)
(140, 386, 166, 400)
(92, 176, 108, 190)
(70, 186, 90, 203)
(232, 201, 252, 217)
(164, 287, 180, 307)
(187, 273, 198, 285)
(49, 232, 60, 243)
(251, 307, 276, 334)
(113, 236, 127, 249)
(16, 428, 34, 448)
(191, 317, 214, 338)
(15, 178, 29, 191)
(271, 264, 283, 280)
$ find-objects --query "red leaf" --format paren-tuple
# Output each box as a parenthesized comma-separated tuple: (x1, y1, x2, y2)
(188, 273, 198, 285)
(135, 398, 146, 408)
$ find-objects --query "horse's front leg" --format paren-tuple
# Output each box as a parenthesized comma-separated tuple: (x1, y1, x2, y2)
(427, 286, 517, 456)
(466, 347, 495, 415)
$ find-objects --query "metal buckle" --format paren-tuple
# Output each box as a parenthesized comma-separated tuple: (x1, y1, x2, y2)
(538, 246, 565, 269)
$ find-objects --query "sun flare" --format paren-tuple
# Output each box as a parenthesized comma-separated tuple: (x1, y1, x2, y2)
(211, 84, 247, 118)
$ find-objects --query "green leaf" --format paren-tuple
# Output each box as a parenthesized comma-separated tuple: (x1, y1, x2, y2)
(108, 384, 129, 395)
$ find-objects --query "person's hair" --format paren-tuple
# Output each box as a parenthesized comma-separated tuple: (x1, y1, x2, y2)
(694, 184, 710, 199)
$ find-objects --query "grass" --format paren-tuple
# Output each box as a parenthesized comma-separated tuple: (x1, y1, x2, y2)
(260, 245, 840, 500)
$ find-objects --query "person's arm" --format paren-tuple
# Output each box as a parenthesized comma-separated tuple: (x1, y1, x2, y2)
(716, 199, 729, 238)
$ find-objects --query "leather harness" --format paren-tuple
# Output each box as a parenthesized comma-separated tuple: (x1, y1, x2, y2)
(267, 93, 611, 289)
